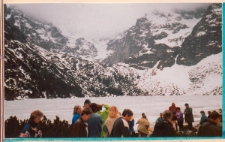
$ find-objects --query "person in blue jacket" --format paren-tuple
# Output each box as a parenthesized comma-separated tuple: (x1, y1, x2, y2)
(72, 105, 82, 126)
(129, 116, 135, 137)
(200, 111, 208, 125)
(87, 103, 103, 137)
(20, 110, 43, 138)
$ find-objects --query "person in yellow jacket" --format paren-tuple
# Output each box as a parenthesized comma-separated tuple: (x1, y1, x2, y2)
(95, 103, 110, 137)
(136, 113, 150, 137)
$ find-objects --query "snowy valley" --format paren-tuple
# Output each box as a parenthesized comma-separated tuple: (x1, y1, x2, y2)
(3, 3, 222, 102)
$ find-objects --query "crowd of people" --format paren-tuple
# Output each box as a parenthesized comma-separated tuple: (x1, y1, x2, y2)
(19, 100, 222, 138)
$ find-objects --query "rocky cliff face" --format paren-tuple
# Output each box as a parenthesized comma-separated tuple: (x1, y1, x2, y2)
(4, 19, 83, 100)
(177, 3, 222, 66)
(4, 5, 145, 100)
(103, 4, 221, 70)
(103, 17, 154, 66)
(5, 6, 68, 51)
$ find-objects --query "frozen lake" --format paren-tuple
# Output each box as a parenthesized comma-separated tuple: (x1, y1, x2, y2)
(4, 95, 222, 130)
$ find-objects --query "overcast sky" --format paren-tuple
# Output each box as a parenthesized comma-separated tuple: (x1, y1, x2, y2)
(8, 3, 211, 40)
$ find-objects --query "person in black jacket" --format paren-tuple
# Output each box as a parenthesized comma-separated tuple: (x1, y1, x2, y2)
(184, 103, 194, 132)
(111, 109, 133, 137)
(19, 110, 43, 138)
(151, 110, 176, 137)
(71, 107, 93, 137)
(197, 112, 222, 136)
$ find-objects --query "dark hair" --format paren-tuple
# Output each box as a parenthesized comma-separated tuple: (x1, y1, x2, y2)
(209, 112, 221, 120)
(122, 109, 133, 117)
(163, 110, 173, 120)
(184, 103, 189, 106)
(84, 99, 91, 105)
(81, 107, 93, 116)
(176, 107, 180, 110)
(90, 103, 98, 113)
(200, 111, 205, 114)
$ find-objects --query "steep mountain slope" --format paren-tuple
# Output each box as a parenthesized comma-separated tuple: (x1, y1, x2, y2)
(4, 5, 145, 100)
(5, 6, 68, 51)
(103, 4, 221, 70)
(4, 20, 83, 100)
(117, 52, 222, 96)
(177, 3, 222, 66)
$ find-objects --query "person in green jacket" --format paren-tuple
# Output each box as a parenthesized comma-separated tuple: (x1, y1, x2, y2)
(95, 103, 110, 137)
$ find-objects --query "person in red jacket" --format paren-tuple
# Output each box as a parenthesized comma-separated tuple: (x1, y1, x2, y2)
(169, 102, 176, 116)
(169, 102, 177, 131)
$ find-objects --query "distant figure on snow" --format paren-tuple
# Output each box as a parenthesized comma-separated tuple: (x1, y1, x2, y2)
(169, 102, 177, 131)
(169, 103, 177, 116)
(184, 103, 194, 132)
(175, 107, 184, 133)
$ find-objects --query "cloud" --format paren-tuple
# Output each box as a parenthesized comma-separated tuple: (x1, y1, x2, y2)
(8, 3, 211, 40)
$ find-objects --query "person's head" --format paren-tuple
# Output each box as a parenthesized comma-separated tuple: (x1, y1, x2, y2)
(30, 110, 43, 123)
(73, 105, 82, 115)
(90, 103, 102, 113)
(84, 99, 91, 108)
(142, 113, 145, 117)
(172, 102, 175, 106)
(209, 112, 221, 124)
(108, 106, 119, 118)
(142, 115, 147, 119)
(184, 103, 189, 108)
(122, 109, 133, 121)
(163, 110, 173, 123)
(200, 110, 205, 115)
(81, 107, 93, 121)
(142, 113, 147, 119)
(176, 107, 181, 112)
(208, 111, 212, 115)
(160, 113, 163, 117)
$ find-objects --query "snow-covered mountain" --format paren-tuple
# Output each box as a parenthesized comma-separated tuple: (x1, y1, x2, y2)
(103, 4, 221, 71)
(4, 3, 222, 100)
(4, 5, 68, 51)
(177, 3, 222, 66)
